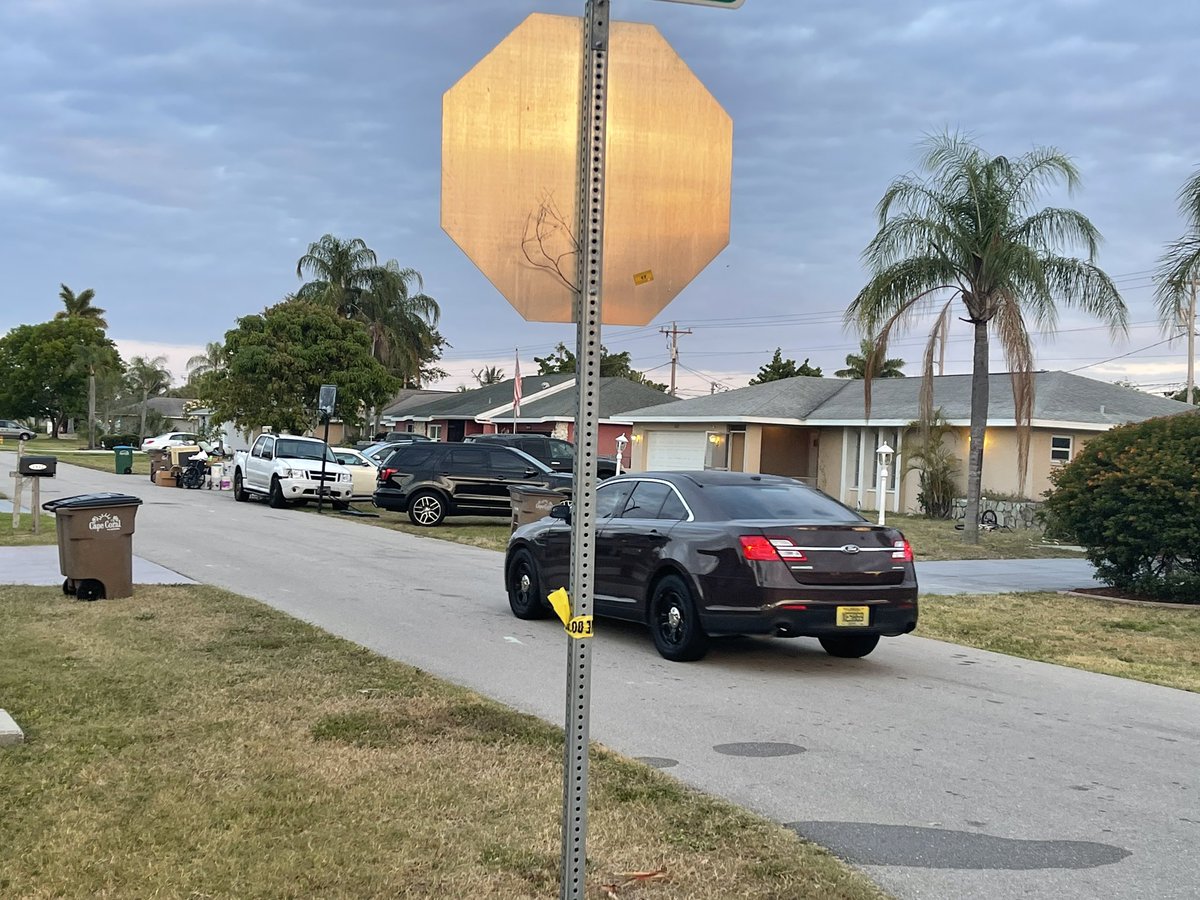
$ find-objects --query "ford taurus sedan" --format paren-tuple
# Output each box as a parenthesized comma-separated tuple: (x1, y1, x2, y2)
(504, 470, 917, 661)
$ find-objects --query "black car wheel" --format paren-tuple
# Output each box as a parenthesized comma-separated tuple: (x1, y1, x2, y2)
(507, 549, 550, 619)
(268, 478, 289, 509)
(233, 471, 248, 502)
(408, 490, 446, 527)
(818, 634, 880, 658)
(650, 574, 709, 662)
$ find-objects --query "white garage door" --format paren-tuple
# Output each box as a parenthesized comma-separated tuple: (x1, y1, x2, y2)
(646, 431, 707, 470)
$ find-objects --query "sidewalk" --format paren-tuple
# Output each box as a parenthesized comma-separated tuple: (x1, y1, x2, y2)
(0, 546, 196, 587)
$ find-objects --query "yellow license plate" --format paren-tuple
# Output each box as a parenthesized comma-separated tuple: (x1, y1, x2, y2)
(836, 606, 870, 627)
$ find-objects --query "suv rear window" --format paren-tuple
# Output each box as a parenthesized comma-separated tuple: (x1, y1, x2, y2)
(385, 444, 439, 467)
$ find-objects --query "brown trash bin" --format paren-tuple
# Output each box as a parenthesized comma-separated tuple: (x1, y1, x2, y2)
(42, 493, 144, 601)
(508, 485, 567, 532)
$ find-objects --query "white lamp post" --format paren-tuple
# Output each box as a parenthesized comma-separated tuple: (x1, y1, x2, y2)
(876, 442, 894, 525)
(614, 433, 629, 477)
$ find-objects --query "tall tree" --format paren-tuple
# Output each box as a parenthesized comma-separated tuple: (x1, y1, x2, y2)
(203, 300, 398, 435)
(186, 342, 226, 380)
(0, 319, 119, 438)
(534, 342, 667, 391)
(748, 349, 822, 384)
(74, 344, 124, 448)
(295, 234, 378, 315)
(55, 284, 108, 330)
(835, 337, 906, 379)
(126, 355, 172, 438)
(1154, 167, 1200, 405)
(846, 134, 1127, 542)
(355, 261, 442, 386)
(472, 365, 506, 386)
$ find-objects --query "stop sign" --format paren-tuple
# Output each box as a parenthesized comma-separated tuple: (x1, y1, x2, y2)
(442, 14, 732, 326)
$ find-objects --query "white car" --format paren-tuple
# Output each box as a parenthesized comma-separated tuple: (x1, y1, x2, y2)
(331, 447, 379, 500)
(141, 431, 200, 451)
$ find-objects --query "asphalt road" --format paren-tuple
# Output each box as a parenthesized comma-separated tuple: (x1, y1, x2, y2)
(7, 454, 1198, 900)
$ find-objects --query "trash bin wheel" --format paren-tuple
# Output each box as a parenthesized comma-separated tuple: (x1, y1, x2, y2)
(62, 578, 76, 596)
(76, 579, 105, 602)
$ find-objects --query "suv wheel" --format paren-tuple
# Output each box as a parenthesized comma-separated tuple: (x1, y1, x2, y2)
(408, 490, 446, 527)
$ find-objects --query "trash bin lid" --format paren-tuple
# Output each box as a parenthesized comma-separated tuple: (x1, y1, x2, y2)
(113, 446, 135, 450)
(42, 492, 145, 512)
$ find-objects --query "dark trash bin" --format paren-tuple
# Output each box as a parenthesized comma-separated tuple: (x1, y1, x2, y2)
(509, 485, 567, 532)
(42, 493, 144, 601)
(113, 446, 134, 475)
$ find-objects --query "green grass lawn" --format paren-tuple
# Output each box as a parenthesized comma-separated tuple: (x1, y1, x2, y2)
(0, 512, 58, 546)
(0, 584, 887, 900)
(919, 592, 1200, 692)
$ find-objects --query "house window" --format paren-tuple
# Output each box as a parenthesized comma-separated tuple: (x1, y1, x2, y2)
(428, 424, 442, 441)
(1051, 435, 1072, 463)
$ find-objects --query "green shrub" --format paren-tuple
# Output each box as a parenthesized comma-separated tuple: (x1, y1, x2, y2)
(99, 433, 140, 449)
(1043, 413, 1200, 602)
(906, 410, 959, 519)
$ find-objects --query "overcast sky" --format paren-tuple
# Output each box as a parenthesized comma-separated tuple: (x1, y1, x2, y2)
(2, 0, 1197, 397)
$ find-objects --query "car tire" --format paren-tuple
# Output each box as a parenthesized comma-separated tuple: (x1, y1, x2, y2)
(818, 634, 880, 658)
(407, 490, 446, 527)
(268, 478, 289, 509)
(507, 549, 550, 619)
(233, 471, 248, 502)
(650, 573, 709, 662)
(20, 432, 34, 442)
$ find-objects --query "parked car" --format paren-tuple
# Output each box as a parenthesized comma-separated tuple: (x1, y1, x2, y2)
(331, 446, 378, 500)
(231, 434, 353, 508)
(141, 431, 200, 451)
(0, 419, 36, 441)
(504, 470, 918, 662)
(465, 432, 619, 478)
(373, 441, 571, 526)
(360, 437, 433, 466)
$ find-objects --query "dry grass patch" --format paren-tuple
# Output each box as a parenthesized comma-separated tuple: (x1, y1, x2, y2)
(333, 506, 512, 552)
(50, 450, 152, 476)
(0, 585, 887, 900)
(0, 512, 58, 546)
(881, 513, 1084, 561)
(919, 592, 1200, 692)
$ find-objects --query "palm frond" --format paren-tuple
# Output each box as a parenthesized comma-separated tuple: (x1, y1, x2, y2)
(1009, 207, 1101, 260)
(1041, 255, 1128, 333)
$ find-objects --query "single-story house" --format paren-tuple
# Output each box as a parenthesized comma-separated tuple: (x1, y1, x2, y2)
(112, 397, 197, 434)
(621, 371, 1196, 512)
(386, 375, 675, 458)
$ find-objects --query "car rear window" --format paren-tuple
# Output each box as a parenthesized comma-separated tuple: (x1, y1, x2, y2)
(707, 482, 863, 522)
(386, 445, 438, 467)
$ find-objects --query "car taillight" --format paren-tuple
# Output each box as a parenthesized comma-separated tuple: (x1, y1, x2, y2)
(380, 467, 398, 482)
(892, 538, 913, 562)
(739, 536, 807, 562)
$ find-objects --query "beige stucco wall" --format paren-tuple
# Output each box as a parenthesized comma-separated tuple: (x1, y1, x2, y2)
(758, 425, 818, 480)
(974, 427, 1096, 499)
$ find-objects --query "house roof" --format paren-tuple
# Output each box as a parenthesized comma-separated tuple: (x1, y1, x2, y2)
(391, 373, 576, 421)
(380, 388, 455, 418)
(490, 377, 675, 422)
(114, 396, 197, 419)
(623, 371, 1196, 429)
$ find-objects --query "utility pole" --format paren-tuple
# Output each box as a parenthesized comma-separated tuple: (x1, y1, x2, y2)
(1187, 280, 1197, 405)
(659, 320, 692, 395)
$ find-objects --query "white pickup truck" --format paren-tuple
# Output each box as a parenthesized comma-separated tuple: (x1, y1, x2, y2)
(232, 433, 354, 509)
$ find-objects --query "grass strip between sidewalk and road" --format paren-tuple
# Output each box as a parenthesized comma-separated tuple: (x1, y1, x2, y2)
(918, 592, 1200, 693)
(0, 584, 888, 900)
(0, 512, 58, 546)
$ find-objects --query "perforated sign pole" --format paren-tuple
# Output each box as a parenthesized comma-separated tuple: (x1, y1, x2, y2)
(560, 2, 608, 898)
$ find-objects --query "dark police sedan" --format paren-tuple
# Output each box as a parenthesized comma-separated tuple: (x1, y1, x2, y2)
(504, 470, 917, 662)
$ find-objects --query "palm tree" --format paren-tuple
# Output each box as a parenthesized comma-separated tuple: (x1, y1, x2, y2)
(74, 345, 121, 449)
(357, 261, 441, 383)
(126, 355, 172, 438)
(295, 235, 378, 314)
(186, 342, 226, 380)
(835, 337, 906, 379)
(846, 134, 1127, 542)
(56, 284, 108, 330)
(1154, 167, 1200, 405)
(472, 365, 506, 386)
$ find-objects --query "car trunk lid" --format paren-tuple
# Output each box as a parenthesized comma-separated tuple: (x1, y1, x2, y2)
(739, 521, 910, 586)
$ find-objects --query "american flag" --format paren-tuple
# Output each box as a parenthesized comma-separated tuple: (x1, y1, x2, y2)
(513, 350, 522, 424)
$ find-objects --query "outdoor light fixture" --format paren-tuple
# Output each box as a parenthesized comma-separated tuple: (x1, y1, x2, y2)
(614, 433, 629, 477)
(876, 443, 894, 526)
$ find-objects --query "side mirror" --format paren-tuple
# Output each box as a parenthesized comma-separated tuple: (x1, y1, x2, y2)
(550, 502, 572, 525)
(524, 468, 540, 478)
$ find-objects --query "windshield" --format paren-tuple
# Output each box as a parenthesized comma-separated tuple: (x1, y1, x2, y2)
(707, 482, 864, 523)
(275, 439, 337, 463)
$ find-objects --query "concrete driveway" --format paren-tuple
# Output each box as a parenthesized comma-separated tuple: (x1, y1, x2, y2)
(4, 454, 1197, 900)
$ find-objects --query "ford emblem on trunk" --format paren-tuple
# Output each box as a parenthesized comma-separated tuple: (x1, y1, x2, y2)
(840, 544, 860, 554)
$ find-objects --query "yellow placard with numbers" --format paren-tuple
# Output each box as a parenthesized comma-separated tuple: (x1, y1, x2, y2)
(547, 588, 595, 639)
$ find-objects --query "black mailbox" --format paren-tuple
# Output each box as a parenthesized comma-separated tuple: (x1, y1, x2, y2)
(18, 456, 57, 477)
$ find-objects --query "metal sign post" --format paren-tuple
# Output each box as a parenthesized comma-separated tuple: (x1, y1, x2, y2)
(561, 3, 609, 897)
(317, 384, 337, 514)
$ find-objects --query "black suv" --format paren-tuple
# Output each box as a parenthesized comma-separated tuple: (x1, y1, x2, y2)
(465, 433, 618, 478)
(374, 442, 572, 526)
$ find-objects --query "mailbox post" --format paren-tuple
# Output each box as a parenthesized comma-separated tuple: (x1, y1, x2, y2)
(10, 447, 57, 534)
